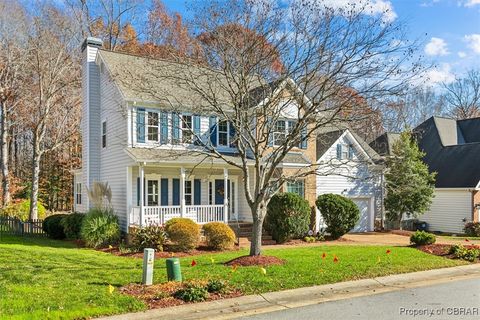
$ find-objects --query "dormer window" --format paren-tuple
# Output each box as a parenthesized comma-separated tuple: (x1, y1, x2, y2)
(218, 120, 229, 146)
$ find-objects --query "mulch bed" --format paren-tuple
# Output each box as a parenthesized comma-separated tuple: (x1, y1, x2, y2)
(389, 230, 414, 237)
(417, 243, 480, 260)
(99, 245, 240, 259)
(120, 282, 242, 309)
(225, 255, 285, 267)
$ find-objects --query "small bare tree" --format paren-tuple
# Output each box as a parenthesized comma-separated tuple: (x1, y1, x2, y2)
(24, 5, 81, 219)
(115, 0, 424, 255)
(443, 69, 480, 119)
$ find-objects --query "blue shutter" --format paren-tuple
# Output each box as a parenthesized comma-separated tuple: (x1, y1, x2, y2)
(300, 126, 307, 149)
(194, 179, 201, 205)
(336, 144, 342, 159)
(172, 178, 180, 205)
(193, 115, 201, 144)
(136, 177, 140, 206)
(267, 117, 273, 146)
(209, 116, 217, 146)
(229, 121, 236, 148)
(160, 112, 169, 144)
(172, 113, 180, 144)
(136, 108, 145, 143)
(161, 178, 168, 206)
(348, 145, 354, 159)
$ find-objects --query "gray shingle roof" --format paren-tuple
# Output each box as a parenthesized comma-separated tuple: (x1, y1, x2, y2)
(282, 152, 311, 165)
(369, 132, 401, 156)
(414, 116, 480, 188)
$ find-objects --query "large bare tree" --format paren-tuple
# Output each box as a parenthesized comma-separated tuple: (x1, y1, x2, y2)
(443, 69, 480, 120)
(121, 0, 424, 256)
(24, 5, 81, 219)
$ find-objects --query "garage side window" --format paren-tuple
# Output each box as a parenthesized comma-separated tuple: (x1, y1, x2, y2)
(75, 183, 82, 205)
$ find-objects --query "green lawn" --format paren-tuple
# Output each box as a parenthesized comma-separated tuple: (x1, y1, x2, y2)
(0, 235, 467, 320)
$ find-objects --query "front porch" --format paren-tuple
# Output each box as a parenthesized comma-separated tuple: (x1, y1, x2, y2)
(128, 165, 242, 226)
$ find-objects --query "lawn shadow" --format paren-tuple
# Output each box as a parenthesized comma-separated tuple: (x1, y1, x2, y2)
(0, 234, 78, 249)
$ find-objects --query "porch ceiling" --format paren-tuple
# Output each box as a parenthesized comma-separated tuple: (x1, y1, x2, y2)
(125, 147, 253, 166)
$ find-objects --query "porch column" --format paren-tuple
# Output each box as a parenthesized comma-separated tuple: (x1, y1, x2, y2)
(223, 168, 229, 223)
(180, 167, 186, 217)
(139, 165, 144, 227)
(126, 166, 132, 228)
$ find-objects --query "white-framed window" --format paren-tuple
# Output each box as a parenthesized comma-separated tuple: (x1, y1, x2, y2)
(218, 120, 229, 146)
(337, 144, 354, 160)
(273, 120, 297, 146)
(147, 112, 159, 142)
(147, 180, 159, 206)
(75, 183, 82, 205)
(286, 180, 305, 198)
(182, 115, 193, 144)
(184, 180, 192, 205)
(102, 121, 107, 148)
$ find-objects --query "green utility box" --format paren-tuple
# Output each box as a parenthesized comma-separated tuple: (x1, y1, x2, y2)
(166, 258, 182, 281)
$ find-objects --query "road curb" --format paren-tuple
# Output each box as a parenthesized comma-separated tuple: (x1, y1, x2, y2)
(97, 264, 480, 320)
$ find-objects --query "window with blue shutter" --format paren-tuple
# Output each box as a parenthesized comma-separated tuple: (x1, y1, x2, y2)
(161, 178, 168, 206)
(229, 121, 236, 148)
(136, 108, 145, 143)
(267, 117, 273, 146)
(209, 116, 217, 146)
(172, 178, 180, 205)
(193, 115, 201, 144)
(348, 145, 354, 159)
(336, 144, 342, 159)
(194, 179, 201, 205)
(160, 112, 169, 144)
(172, 113, 180, 144)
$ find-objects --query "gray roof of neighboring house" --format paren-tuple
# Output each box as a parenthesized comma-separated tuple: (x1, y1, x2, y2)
(316, 125, 382, 162)
(281, 152, 311, 165)
(413, 116, 480, 188)
(98, 49, 267, 110)
(369, 132, 401, 156)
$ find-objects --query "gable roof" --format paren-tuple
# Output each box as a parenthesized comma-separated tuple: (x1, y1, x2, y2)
(369, 132, 401, 156)
(316, 125, 381, 163)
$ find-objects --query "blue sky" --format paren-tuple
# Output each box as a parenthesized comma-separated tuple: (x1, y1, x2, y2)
(161, 0, 479, 85)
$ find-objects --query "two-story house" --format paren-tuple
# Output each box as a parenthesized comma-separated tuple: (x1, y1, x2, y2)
(74, 38, 320, 232)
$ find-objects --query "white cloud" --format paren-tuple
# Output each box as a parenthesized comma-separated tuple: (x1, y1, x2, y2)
(425, 64, 456, 85)
(318, 0, 397, 22)
(464, 0, 480, 7)
(424, 37, 450, 56)
(464, 34, 480, 54)
(458, 51, 467, 58)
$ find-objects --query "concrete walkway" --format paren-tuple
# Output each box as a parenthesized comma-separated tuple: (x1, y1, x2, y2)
(98, 264, 480, 320)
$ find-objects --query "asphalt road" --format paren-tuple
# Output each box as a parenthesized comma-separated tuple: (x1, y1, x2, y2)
(240, 278, 480, 320)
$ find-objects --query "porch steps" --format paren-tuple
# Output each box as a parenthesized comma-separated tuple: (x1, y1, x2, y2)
(229, 222, 277, 247)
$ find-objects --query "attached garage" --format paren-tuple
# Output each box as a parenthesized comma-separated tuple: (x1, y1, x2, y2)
(350, 197, 374, 232)
(421, 189, 473, 234)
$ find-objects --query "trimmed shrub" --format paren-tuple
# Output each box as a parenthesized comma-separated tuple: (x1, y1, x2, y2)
(203, 222, 236, 250)
(174, 282, 209, 302)
(43, 214, 67, 239)
(410, 230, 436, 246)
(80, 208, 120, 248)
(264, 192, 311, 243)
(165, 218, 200, 251)
(1, 199, 47, 221)
(315, 194, 360, 239)
(130, 224, 166, 251)
(464, 222, 480, 237)
(206, 279, 228, 294)
(450, 244, 480, 262)
(60, 213, 85, 239)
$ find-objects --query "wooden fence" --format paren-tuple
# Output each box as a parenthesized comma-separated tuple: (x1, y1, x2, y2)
(0, 216, 45, 236)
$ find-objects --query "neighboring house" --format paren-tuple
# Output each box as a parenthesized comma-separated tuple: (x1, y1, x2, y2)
(370, 116, 480, 234)
(74, 38, 317, 232)
(315, 127, 384, 232)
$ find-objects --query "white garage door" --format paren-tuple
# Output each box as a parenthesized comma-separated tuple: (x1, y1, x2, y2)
(351, 198, 373, 233)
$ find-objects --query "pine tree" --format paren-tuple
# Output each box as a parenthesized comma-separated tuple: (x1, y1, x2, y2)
(384, 131, 436, 228)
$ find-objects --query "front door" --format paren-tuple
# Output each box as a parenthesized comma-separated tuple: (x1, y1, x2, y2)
(214, 179, 227, 205)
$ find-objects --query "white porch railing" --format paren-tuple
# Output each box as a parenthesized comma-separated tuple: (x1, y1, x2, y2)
(130, 205, 225, 226)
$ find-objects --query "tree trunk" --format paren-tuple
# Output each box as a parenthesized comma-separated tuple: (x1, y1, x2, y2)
(249, 202, 266, 256)
(0, 100, 10, 207)
(29, 137, 42, 220)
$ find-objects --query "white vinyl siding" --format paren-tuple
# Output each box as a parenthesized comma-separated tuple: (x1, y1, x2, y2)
(421, 189, 472, 234)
